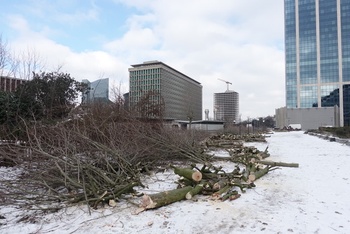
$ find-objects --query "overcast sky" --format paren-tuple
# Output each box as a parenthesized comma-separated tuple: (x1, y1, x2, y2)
(0, 0, 285, 120)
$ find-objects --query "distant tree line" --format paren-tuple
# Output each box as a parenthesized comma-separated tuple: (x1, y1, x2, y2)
(239, 116, 275, 129)
(251, 116, 275, 129)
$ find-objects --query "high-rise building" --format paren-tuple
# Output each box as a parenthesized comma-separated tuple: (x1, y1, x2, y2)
(285, 0, 350, 126)
(129, 61, 202, 120)
(81, 78, 110, 104)
(213, 91, 239, 123)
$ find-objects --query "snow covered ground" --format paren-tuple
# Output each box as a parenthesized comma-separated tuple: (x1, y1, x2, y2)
(1, 131, 350, 234)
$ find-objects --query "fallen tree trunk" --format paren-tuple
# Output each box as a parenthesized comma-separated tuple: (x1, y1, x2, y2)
(171, 166, 202, 182)
(138, 186, 193, 212)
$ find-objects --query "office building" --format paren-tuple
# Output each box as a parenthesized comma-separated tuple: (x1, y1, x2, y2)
(129, 61, 202, 120)
(0, 76, 26, 92)
(284, 0, 350, 126)
(213, 90, 239, 123)
(81, 78, 110, 104)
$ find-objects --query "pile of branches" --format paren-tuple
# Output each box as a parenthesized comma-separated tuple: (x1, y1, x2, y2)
(138, 137, 298, 213)
(0, 108, 295, 214)
(200, 133, 267, 150)
(0, 106, 211, 211)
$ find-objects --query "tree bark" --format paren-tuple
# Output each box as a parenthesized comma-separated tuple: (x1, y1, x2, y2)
(252, 166, 271, 182)
(211, 185, 230, 200)
(171, 166, 202, 182)
(258, 160, 299, 168)
(139, 186, 193, 211)
(186, 184, 204, 200)
(221, 190, 239, 201)
(212, 180, 227, 191)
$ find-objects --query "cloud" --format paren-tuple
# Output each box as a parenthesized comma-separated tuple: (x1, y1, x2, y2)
(6, 15, 129, 90)
(3, 0, 286, 119)
(7, 15, 31, 34)
(105, 0, 285, 118)
(104, 24, 158, 53)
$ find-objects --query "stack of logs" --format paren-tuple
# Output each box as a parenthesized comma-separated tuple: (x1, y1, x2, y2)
(201, 133, 267, 148)
(137, 133, 298, 213)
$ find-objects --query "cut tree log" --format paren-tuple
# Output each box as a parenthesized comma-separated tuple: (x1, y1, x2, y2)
(257, 160, 299, 168)
(171, 166, 202, 182)
(138, 186, 194, 212)
(211, 185, 230, 200)
(251, 166, 272, 182)
(133, 136, 300, 213)
(221, 190, 239, 201)
(260, 146, 270, 159)
(186, 184, 204, 200)
(229, 179, 255, 192)
(212, 180, 227, 191)
(229, 193, 241, 201)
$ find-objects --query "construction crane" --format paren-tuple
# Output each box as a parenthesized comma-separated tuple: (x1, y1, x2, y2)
(218, 78, 232, 91)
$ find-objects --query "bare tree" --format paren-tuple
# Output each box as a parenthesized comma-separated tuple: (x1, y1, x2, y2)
(0, 35, 16, 77)
(1, 35, 44, 80)
(136, 90, 165, 120)
(0, 94, 212, 209)
(12, 46, 44, 80)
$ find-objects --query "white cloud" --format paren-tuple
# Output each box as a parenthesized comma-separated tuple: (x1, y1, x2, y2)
(6, 15, 129, 92)
(105, 27, 158, 53)
(104, 0, 285, 118)
(4, 0, 286, 119)
(7, 15, 31, 34)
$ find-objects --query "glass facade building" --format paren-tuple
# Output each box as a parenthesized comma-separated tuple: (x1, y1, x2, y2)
(285, 0, 350, 126)
(129, 61, 202, 120)
(81, 78, 110, 104)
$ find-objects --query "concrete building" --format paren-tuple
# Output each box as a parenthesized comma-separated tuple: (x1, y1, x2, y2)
(284, 0, 350, 126)
(0, 76, 26, 92)
(175, 120, 225, 131)
(213, 91, 239, 123)
(275, 106, 340, 130)
(128, 61, 202, 120)
(81, 78, 110, 104)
